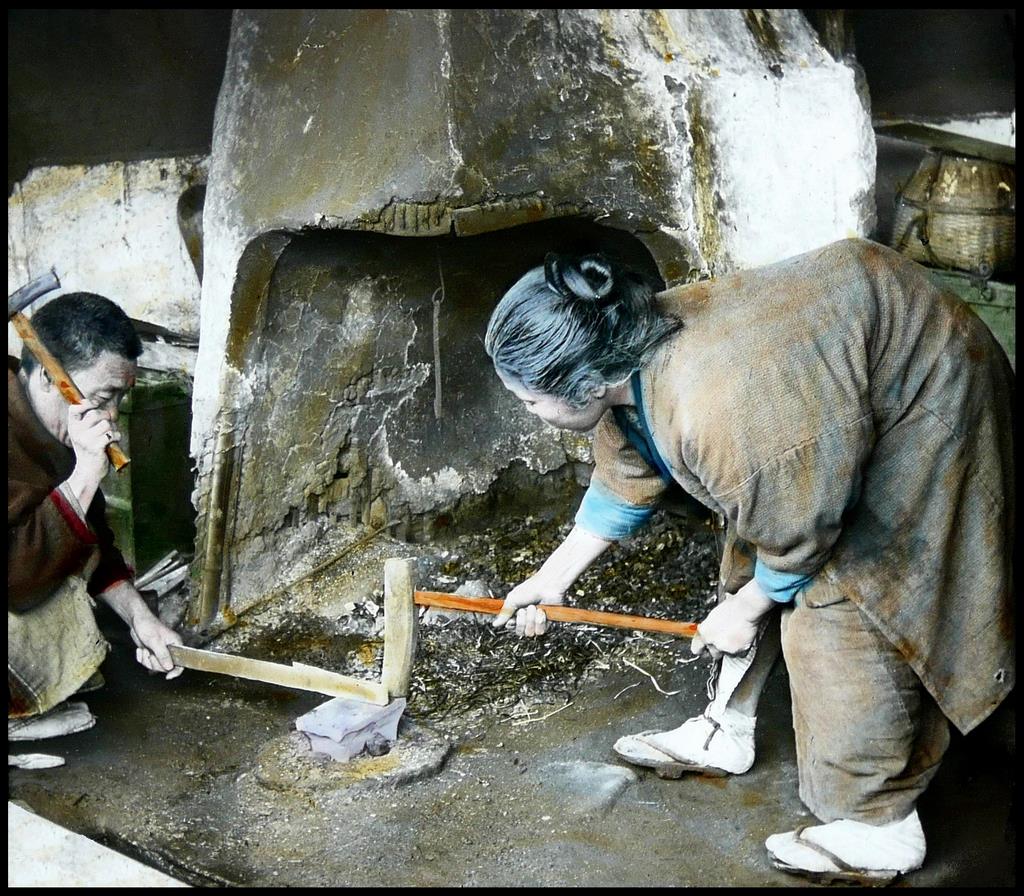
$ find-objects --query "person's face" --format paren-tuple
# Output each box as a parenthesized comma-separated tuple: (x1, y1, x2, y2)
(30, 350, 137, 445)
(71, 351, 137, 422)
(497, 371, 607, 432)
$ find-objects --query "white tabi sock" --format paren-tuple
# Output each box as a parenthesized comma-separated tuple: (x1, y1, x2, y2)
(766, 810, 927, 874)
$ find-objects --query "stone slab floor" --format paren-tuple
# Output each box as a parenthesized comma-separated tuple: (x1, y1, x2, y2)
(7, 615, 1014, 888)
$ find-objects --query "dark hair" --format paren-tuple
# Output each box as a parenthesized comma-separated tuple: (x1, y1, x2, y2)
(20, 292, 143, 375)
(485, 252, 682, 408)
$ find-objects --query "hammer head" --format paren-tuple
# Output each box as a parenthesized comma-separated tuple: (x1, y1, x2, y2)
(8, 269, 61, 319)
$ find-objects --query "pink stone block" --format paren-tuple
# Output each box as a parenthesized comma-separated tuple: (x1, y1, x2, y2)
(295, 696, 407, 762)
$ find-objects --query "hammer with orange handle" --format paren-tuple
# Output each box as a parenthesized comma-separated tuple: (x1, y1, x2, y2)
(8, 269, 130, 471)
(413, 589, 698, 638)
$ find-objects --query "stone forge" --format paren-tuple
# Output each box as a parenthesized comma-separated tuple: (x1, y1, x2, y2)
(189, 9, 875, 624)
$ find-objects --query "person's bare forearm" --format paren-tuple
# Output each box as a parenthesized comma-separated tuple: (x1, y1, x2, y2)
(96, 579, 146, 626)
(493, 524, 614, 629)
(534, 524, 613, 593)
(65, 466, 102, 514)
(97, 579, 183, 676)
(64, 399, 116, 513)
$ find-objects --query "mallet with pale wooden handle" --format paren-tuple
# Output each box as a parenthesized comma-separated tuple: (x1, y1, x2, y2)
(159, 561, 420, 706)
(8, 269, 130, 471)
(382, 558, 419, 697)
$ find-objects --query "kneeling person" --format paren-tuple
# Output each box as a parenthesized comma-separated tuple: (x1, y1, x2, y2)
(8, 293, 183, 744)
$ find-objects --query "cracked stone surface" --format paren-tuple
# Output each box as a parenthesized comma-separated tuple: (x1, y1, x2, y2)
(255, 722, 452, 794)
(206, 220, 661, 616)
(190, 9, 875, 617)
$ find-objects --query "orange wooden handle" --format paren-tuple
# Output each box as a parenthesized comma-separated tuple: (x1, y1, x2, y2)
(11, 311, 130, 471)
(104, 440, 130, 472)
(414, 590, 698, 638)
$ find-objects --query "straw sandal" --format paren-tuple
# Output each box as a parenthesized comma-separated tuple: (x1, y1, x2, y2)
(769, 826, 902, 887)
(612, 728, 732, 778)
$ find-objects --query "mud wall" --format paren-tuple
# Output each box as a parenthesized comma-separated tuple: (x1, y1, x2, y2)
(7, 157, 207, 358)
(216, 221, 662, 611)
(193, 9, 876, 619)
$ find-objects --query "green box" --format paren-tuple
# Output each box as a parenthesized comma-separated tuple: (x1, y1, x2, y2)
(101, 372, 196, 576)
(926, 269, 1016, 369)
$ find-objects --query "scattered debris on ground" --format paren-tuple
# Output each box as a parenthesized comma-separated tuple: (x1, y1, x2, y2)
(212, 509, 722, 742)
(409, 510, 720, 730)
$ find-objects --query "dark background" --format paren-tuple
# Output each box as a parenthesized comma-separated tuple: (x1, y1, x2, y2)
(8, 9, 1016, 243)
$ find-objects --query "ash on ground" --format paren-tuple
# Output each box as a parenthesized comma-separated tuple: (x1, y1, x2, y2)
(404, 510, 721, 734)
(215, 509, 723, 740)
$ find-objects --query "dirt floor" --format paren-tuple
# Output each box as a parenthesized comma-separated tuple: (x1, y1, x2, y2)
(7, 509, 1016, 887)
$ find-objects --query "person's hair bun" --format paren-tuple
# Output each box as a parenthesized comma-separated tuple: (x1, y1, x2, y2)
(544, 253, 615, 305)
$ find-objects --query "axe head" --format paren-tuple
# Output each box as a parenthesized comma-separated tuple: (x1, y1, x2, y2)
(8, 269, 61, 319)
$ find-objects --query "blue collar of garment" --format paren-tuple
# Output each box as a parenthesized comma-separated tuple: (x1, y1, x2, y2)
(611, 370, 674, 483)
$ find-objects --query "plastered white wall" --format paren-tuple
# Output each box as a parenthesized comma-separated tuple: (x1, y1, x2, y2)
(706, 65, 876, 269)
(929, 112, 1015, 147)
(7, 156, 207, 359)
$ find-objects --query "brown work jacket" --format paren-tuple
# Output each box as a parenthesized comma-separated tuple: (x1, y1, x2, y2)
(591, 239, 1014, 734)
(8, 358, 134, 714)
(7, 357, 131, 611)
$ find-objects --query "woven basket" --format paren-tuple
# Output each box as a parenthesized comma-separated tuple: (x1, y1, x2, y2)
(891, 150, 1015, 277)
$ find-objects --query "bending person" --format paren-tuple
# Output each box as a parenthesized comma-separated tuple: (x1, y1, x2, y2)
(483, 240, 1013, 884)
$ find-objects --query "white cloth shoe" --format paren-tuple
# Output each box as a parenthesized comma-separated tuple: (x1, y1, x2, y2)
(613, 640, 764, 777)
(766, 810, 926, 884)
(613, 707, 756, 777)
(7, 700, 96, 742)
(8, 753, 65, 770)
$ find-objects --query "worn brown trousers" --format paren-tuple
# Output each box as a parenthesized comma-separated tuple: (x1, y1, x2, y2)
(781, 592, 950, 823)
